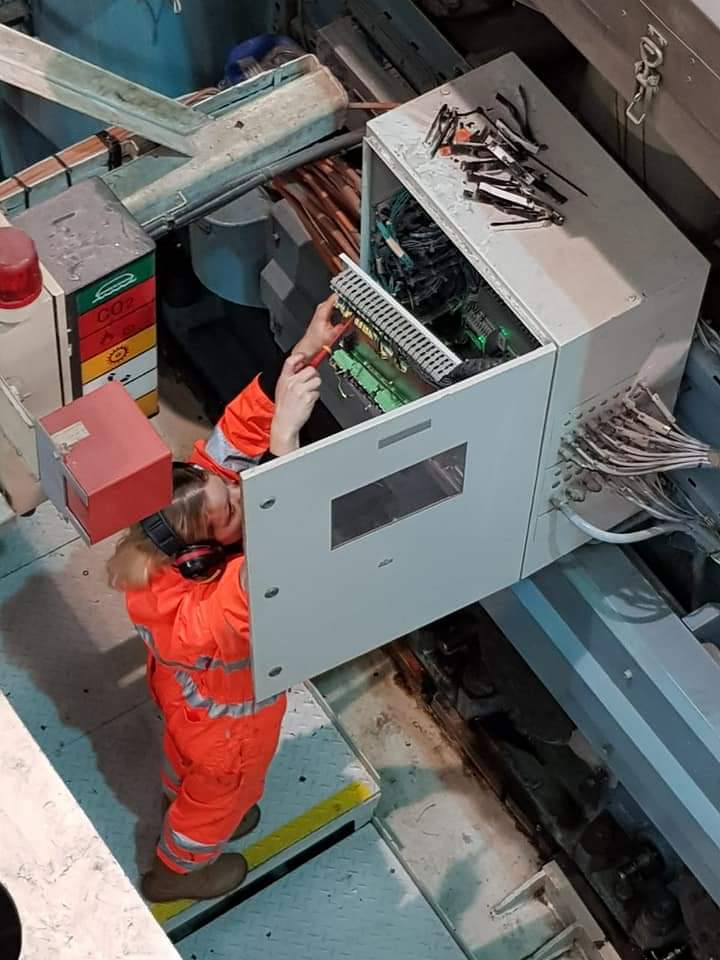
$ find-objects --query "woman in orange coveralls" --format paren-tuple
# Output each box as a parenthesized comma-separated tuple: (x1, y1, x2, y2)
(108, 297, 336, 903)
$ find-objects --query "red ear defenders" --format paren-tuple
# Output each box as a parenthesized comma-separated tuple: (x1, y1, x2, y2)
(140, 463, 233, 581)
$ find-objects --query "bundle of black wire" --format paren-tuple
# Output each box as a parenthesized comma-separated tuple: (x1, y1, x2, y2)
(375, 191, 467, 318)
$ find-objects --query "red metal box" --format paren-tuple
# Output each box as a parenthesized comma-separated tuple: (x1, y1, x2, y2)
(37, 381, 171, 543)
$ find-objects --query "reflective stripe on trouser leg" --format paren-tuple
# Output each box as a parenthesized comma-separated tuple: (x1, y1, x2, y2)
(161, 755, 181, 791)
(160, 740, 183, 802)
(156, 695, 287, 873)
(162, 780, 178, 802)
(158, 816, 223, 874)
(157, 767, 251, 874)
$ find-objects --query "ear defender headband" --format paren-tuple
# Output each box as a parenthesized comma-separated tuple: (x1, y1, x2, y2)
(140, 462, 229, 582)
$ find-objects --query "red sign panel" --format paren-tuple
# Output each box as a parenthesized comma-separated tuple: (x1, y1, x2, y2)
(78, 276, 156, 340)
(79, 299, 155, 362)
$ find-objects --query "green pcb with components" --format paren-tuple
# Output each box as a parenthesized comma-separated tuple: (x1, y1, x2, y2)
(331, 348, 412, 413)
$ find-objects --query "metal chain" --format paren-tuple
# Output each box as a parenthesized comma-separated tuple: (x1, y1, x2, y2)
(626, 32, 666, 125)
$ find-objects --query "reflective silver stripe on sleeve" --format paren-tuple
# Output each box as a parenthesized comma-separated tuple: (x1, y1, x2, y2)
(175, 669, 282, 720)
(135, 624, 250, 674)
(205, 426, 263, 474)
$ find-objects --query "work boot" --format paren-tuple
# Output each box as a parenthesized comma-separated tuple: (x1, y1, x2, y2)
(231, 804, 261, 841)
(141, 853, 248, 903)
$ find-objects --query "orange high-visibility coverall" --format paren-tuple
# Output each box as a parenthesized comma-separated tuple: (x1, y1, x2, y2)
(126, 375, 286, 874)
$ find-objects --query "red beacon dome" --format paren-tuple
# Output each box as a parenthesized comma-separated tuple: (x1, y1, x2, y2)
(0, 227, 42, 309)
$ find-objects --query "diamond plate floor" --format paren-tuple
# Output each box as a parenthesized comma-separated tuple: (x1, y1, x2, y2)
(0, 524, 378, 930)
(0, 534, 148, 754)
(54, 687, 377, 887)
(0, 503, 78, 580)
(178, 825, 471, 960)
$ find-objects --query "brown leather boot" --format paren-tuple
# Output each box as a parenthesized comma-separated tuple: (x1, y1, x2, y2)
(231, 804, 261, 841)
(141, 853, 248, 903)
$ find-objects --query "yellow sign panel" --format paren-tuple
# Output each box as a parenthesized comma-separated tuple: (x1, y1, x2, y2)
(136, 390, 159, 418)
(80, 325, 156, 384)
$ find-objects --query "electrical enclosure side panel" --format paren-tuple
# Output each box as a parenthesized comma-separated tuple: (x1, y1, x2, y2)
(522, 275, 707, 575)
(244, 345, 554, 701)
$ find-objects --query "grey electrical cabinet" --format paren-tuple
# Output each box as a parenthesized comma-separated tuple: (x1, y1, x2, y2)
(245, 54, 707, 701)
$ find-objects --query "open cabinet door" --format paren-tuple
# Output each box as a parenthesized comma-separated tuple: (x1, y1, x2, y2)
(242, 344, 554, 700)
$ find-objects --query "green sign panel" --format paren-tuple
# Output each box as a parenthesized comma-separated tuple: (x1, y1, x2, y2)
(75, 253, 154, 315)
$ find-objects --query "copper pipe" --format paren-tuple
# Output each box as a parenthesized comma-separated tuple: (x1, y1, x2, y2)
(289, 172, 359, 251)
(272, 175, 359, 267)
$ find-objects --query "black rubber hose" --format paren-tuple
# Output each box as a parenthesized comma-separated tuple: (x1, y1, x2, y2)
(145, 128, 364, 237)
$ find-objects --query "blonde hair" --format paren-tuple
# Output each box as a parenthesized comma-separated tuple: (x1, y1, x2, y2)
(107, 465, 211, 591)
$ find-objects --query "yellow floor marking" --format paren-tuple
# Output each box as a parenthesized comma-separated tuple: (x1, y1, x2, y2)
(150, 780, 374, 925)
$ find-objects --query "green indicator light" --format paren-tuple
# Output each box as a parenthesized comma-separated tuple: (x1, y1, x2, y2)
(467, 331, 487, 354)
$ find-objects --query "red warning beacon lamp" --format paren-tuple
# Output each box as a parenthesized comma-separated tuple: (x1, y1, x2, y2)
(0, 227, 43, 309)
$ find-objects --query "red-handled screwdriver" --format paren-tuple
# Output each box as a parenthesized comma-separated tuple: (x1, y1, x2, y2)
(307, 316, 354, 368)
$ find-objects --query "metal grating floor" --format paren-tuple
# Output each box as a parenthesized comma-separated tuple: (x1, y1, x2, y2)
(0, 506, 379, 935)
(178, 824, 471, 960)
